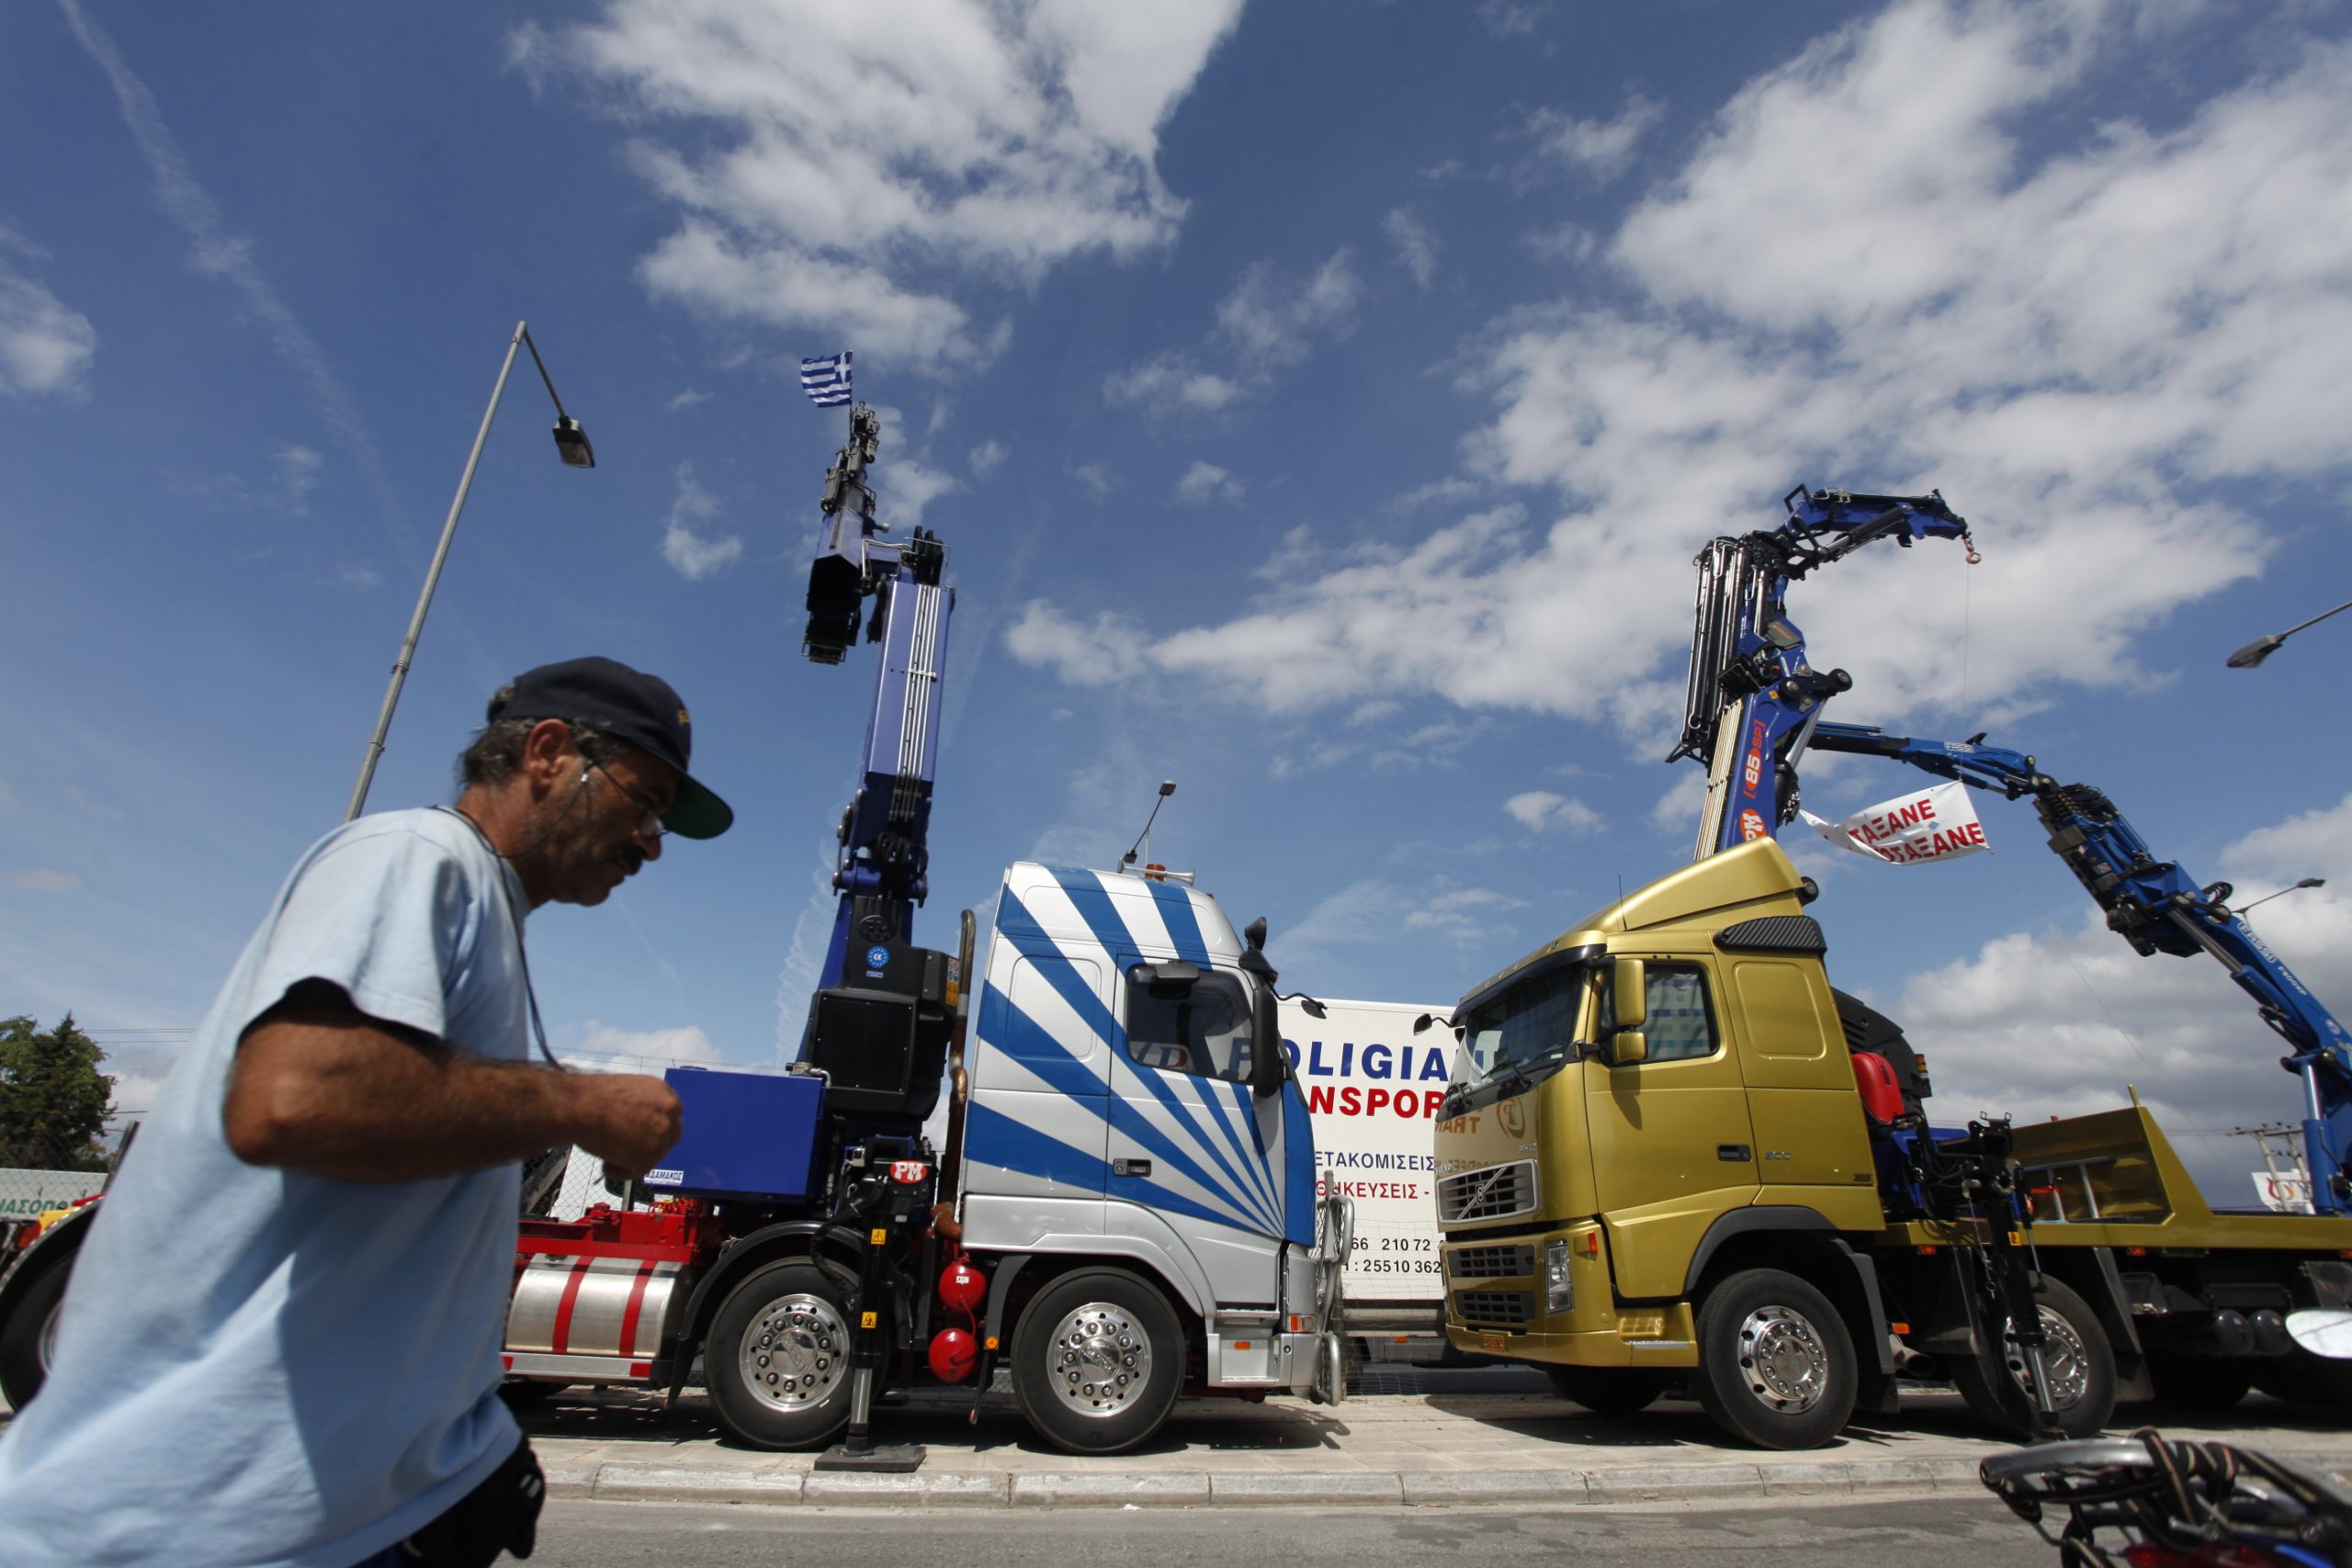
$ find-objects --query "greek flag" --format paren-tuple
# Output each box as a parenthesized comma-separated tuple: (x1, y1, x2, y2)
(800, 351, 853, 407)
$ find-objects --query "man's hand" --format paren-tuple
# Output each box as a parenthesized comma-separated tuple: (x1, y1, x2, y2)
(565, 1074, 683, 1180)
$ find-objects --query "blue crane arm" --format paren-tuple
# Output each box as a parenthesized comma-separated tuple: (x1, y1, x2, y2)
(1673, 486, 1976, 857)
(1810, 720, 2352, 1215)
(797, 404, 956, 993)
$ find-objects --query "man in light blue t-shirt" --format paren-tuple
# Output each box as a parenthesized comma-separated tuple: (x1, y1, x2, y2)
(0, 657, 734, 1568)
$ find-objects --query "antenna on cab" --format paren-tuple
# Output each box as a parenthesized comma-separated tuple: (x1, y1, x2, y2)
(1119, 781, 1191, 883)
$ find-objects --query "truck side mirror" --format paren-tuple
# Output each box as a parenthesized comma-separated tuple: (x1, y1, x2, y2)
(1608, 1030, 1649, 1067)
(1611, 958, 1647, 1028)
(1250, 983, 1284, 1099)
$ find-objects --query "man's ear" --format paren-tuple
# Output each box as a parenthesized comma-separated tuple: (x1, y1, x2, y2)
(518, 718, 579, 791)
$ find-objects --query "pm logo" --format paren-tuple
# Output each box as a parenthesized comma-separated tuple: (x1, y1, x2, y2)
(865, 944, 891, 968)
(1739, 809, 1768, 840)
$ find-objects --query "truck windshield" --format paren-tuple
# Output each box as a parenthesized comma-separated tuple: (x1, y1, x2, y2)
(1453, 968, 1586, 1088)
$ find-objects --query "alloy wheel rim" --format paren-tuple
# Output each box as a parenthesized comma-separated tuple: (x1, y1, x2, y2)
(1735, 1303, 1830, 1414)
(2002, 1305, 2091, 1409)
(739, 1292, 849, 1415)
(1043, 1301, 1154, 1419)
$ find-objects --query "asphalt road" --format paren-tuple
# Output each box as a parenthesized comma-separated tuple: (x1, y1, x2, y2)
(531, 1495, 2061, 1567)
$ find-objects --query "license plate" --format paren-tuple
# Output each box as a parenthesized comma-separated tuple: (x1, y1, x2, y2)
(1481, 1332, 1507, 1351)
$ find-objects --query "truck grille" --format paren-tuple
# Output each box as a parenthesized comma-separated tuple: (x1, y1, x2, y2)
(1448, 1244, 1534, 1280)
(1454, 1291, 1532, 1328)
(1438, 1160, 1535, 1223)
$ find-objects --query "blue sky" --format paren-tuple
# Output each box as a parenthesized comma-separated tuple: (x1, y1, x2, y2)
(5, 0, 2350, 1197)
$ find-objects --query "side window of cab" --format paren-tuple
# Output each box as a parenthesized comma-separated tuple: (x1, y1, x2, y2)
(1122, 964, 1257, 1085)
(1594, 964, 1719, 1064)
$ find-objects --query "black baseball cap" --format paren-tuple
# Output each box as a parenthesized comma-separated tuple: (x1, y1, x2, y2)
(492, 657, 734, 839)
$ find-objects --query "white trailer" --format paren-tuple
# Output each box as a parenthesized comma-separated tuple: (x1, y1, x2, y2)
(1280, 997, 1453, 1351)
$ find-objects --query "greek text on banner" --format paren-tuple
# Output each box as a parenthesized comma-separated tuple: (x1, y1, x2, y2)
(1801, 781, 1989, 864)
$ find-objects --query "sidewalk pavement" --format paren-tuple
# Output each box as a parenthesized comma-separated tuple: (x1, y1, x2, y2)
(517, 1368, 2352, 1511)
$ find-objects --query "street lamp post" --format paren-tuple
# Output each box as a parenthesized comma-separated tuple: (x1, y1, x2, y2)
(2239, 877, 2324, 914)
(343, 320, 595, 823)
(2227, 596, 2352, 669)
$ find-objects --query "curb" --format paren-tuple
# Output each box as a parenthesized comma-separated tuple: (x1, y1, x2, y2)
(552, 1450, 2352, 1512)
(554, 1452, 2021, 1509)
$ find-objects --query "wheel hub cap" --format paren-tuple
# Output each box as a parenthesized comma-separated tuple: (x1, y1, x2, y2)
(2003, 1306, 2090, 1410)
(1044, 1302, 1153, 1419)
(1736, 1304, 1830, 1414)
(739, 1292, 848, 1416)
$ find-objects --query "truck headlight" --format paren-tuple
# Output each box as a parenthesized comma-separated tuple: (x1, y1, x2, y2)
(1544, 1238, 1573, 1315)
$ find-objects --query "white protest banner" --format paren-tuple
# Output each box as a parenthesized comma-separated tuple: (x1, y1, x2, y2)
(1802, 781, 1989, 865)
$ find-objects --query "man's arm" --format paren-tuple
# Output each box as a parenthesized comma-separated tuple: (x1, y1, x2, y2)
(222, 980, 682, 1183)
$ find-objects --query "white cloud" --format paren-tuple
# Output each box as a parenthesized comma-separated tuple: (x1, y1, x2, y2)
(968, 439, 1007, 478)
(1004, 603, 1148, 687)
(1521, 221, 1598, 264)
(1020, 1, 2348, 754)
(1106, 247, 1365, 415)
(1102, 352, 1244, 412)
(329, 565, 382, 592)
(1650, 770, 1710, 834)
(0, 234, 96, 400)
(1283, 878, 1531, 979)
(274, 444, 322, 511)
(521, 0, 1246, 371)
(864, 403, 959, 527)
(1172, 459, 1243, 506)
(1069, 460, 1117, 501)
(665, 388, 711, 412)
(1504, 791, 1602, 834)
(1477, 1, 1549, 40)
(1520, 93, 1665, 184)
(575, 1020, 724, 1068)
(7, 869, 79, 894)
(1216, 248, 1363, 371)
(1384, 207, 1439, 290)
(658, 461, 744, 579)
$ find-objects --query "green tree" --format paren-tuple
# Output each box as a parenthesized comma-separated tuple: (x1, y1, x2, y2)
(0, 1013, 117, 1172)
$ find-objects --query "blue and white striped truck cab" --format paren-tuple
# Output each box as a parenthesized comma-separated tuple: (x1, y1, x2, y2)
(955, 862, 1350, 1450)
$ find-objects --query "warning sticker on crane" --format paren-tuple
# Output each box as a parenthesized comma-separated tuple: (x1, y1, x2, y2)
(1802, 782, 1989, 864)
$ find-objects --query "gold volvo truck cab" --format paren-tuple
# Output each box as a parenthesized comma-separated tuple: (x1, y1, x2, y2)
(1434, 840, 1891, 1447)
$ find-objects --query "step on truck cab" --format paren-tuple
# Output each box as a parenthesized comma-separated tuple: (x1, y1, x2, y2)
(1430, 839, 2352, 1450)
(502, 860, 1349, 1457)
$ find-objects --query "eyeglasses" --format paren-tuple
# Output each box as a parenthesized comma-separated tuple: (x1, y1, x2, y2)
(589, 759, 672, 840)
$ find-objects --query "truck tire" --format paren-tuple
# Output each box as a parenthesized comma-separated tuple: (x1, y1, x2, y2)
(2146, 1353, 2252, 1412)
(1692, 1269, 1857, 1450)
(704, 1258, 859, 1450)
(1950, 1277, 2116, 1439)
(0, 1259, 70, 1410)
(1011, 1268, 1183, 1456)
(1544, 1364, 1666, 1416)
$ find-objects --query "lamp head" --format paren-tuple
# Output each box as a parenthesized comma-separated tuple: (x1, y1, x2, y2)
(2227, 632, 2284, 669)
(553, 415, 596, 469)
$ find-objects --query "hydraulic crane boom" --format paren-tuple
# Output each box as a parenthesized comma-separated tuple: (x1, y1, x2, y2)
(1672, 485, 1977, 859)
(791, 404, 959, 1133)
(1808, 721, 2352, 1216)
(798, 402, 955, 992)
